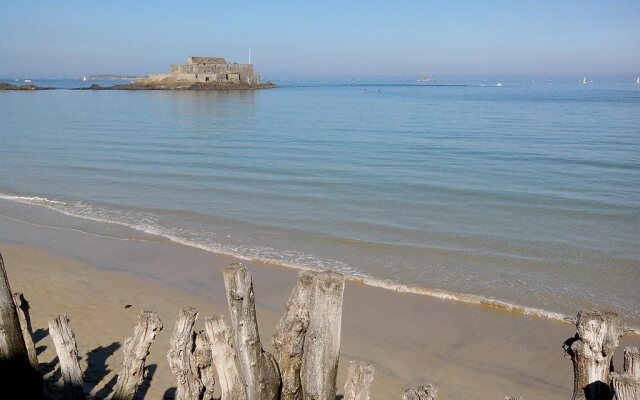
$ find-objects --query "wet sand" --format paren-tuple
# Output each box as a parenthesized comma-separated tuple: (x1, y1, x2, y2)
(1, 215, 638, 399)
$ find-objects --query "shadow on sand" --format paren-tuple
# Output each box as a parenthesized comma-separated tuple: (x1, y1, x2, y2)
(41, 341, 161, 400)
(84, 342, 121, 394)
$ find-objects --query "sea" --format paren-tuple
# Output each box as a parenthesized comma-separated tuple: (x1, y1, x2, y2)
(1, 78, 639, 325)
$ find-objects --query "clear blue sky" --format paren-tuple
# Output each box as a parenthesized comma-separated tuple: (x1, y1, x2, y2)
(1, 0, 639, 80)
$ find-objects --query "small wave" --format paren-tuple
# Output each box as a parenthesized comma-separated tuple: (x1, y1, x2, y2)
(1, 195, 66, 206)
(0, 192, 361, 277)
(354, 276, 568, 320)
(0, 214, 157, 243)
(1, 191, 638, 333)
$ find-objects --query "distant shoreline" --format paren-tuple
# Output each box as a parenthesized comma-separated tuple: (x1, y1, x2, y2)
(86, 74, 142, 80)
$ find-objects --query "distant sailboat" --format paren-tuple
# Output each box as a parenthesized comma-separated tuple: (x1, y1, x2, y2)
(83, 76, 87, 81)
(582, 77, 588, 84)
(636, 77, 640, 84)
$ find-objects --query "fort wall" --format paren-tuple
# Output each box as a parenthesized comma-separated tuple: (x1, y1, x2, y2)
(145, 56, 260, 85)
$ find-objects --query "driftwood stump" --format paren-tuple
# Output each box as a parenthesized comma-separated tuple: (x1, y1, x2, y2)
(204, 314, 245, 400)
(610, 347, 640, 400)
(623, 347, 640, 380)
(610, 373, 639, 400)
(223, 263, 280, 400)
(48, 314, 84, 400)
(402, 384, 438, 400)
(194, 330, 216, 400)
(167, 307, 202, 400)
(13, 292, 38, 369)
(563, 311, 626, 400)
(112, 311, 163, 400)
(0, 253, 41, 398)
(300, 271, 345, 400)
(272, 270, 316, 400)
(343, 360, 375, 400)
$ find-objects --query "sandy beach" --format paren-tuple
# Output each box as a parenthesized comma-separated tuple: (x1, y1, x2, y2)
(2, 214, 638, 399)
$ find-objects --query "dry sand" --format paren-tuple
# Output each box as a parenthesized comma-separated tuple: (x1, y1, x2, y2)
(1, 214, 638, 399)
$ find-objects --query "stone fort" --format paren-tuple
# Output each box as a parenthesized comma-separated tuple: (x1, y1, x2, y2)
(146, 56, 260, 85)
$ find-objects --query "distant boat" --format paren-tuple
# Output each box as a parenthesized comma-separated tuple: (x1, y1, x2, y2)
(495, 82, 503, 87)
(83, 76, 87, 81)
(417, 76, 435, 82)
(24, 79, 31, 83)
(636, 77, 640, 84)
(582, 77, 588, 84)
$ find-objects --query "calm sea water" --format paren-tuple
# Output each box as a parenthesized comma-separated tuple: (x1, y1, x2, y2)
(1, 81, 639, 322)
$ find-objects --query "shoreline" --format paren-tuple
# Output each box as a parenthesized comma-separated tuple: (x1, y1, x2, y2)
(3, 207, 640, 398)
(0, 193, 635, 332)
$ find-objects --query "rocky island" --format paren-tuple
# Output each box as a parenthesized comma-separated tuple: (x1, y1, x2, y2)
(78, 56, 276, 90)
(0, 82, 54, 90)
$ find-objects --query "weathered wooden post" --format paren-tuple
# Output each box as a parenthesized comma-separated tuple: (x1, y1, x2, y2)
(402, 384, 438, 400)
(623, 347, 640, 380)
(272, 270, 316, 400)
(204, 314, 246, 400)
(300, 270, 345, 400)
(563, 310, 626, 400)
(610, 373, 639, 400)
(610, 347, 640, 400)
(194, 330, 216, 400)
(343, 360, 375, 400)
(48, 314, 85, 400)
(223, 263, 280, 400)
(12, 292, 38, 368)
(167, 307, 207, 400)
(112, 311, 163, 400)
(0, 253, 41, 398)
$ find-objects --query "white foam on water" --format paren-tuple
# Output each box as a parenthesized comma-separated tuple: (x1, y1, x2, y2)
(2, 192, 638, 334)
(0, 192, 361, 276)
